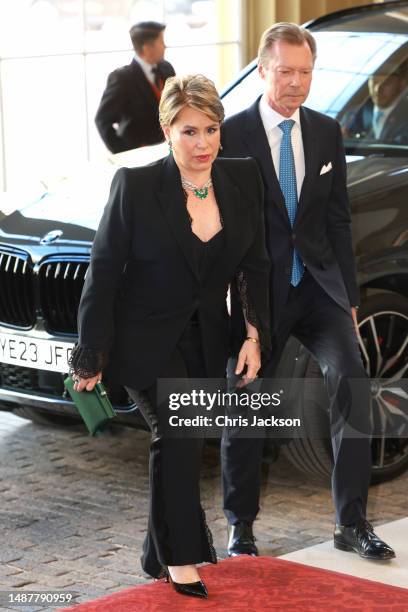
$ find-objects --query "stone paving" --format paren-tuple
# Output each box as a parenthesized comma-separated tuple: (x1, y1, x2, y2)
(0, 411, 407, 610)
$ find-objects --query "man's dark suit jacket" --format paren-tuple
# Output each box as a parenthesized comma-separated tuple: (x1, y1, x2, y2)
(222, 96, 359, 332)
(95, 58, 175, 154)
(76, 155, 271, 390)
(344, 95, 408, 144)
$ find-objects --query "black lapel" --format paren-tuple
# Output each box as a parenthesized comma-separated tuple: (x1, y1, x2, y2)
(296, 106, 319, 222)
(156, 155, 198, 281)
(208, 159, 256, 287)
(211, 159, 245, 265)
(243, 98, 291, 229)
(130, 59, 157, 105)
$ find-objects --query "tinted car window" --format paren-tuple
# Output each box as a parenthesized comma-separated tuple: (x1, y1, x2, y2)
(339, 47, 408, 147)
(222, 6, 408, 153)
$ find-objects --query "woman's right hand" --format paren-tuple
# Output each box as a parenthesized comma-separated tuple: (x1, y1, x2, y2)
(235, 339, 261, 387)
(73, 372, 102, 392)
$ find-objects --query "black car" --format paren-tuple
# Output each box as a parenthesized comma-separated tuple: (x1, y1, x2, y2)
(1, 1, 407, 483)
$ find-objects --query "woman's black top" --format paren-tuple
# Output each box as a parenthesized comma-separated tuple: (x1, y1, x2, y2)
(188, 229, 225, 326)
(193, 230, 225, 280)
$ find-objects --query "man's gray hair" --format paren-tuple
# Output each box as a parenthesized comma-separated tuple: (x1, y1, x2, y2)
(258, 22, 317, 67)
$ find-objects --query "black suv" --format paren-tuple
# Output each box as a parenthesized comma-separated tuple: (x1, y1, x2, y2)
(1, 1, 407, 483)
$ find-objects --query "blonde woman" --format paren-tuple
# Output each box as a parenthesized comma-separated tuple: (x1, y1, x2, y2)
(70, 74, 271, 598)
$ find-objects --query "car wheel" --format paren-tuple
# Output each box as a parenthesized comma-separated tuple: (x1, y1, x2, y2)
(282, 292, 408, 484)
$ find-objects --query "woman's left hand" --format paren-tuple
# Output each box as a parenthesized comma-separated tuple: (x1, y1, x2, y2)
(235, 339, 261, 386)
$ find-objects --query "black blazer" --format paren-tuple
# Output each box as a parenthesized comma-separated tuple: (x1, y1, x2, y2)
(95, 58, 175, 153)
(221, 96, 359, 331)
(75, 155, 271, 390)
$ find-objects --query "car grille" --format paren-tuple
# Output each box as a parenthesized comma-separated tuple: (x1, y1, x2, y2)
(0, 363, 65, 395)
(0, 363, 39, 390)
(0, 249, 89, 334)
(0, 250, 35, 328)
(38, 258, 89, 334)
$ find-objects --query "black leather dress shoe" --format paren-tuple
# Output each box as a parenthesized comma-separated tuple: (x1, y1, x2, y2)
(334, 520, 396, 560)
(227, 521, 258, 557)
(165, 571, 208, 598)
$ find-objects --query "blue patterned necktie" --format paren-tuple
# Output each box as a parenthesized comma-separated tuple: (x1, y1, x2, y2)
(278, 119, 304, 286)
(372, 108, 385, 139)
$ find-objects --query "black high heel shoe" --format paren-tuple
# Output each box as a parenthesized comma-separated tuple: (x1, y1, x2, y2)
(165, 568, 208, 599)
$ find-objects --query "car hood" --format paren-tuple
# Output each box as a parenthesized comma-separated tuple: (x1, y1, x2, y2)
(346, 154, 408, 201)
(0, 151, 407, 247)
(0, 144, 168, 247)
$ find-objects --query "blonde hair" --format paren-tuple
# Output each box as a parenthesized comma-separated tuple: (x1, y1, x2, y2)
(258, 22, 317, 67)
(159, 74, 224, 126)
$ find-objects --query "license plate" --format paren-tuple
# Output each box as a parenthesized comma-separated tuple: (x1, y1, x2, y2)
(0, 332, 75, 373)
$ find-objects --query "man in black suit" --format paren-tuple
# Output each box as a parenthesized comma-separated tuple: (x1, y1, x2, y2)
(95, 21, 175, 153)
(221, 23, 395, 561)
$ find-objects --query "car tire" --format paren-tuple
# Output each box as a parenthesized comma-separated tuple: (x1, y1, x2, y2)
(282, 291, 408, 484)
(281, 352, 332, 483)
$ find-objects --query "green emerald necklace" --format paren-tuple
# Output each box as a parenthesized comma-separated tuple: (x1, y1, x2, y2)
(181, 176, 213, 200)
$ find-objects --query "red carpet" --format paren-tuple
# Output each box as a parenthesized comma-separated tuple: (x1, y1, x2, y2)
(61, 556, 408, 611)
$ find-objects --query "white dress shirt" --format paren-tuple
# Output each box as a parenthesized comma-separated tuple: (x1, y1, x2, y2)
(259, 94, 305, 199)
(134, 54, 156, 85)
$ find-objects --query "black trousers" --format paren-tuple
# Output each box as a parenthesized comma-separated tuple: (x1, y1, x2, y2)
(126, 321, 217, 579)
(221, 270, 372, 526)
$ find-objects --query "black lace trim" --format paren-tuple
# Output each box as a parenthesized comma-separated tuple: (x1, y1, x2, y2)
(236, 269, 259, 330)
(68, 345, 108, 379)
(200, 506, 218, 564)
(156, 566, 168, 580)
(235, 269, 269, 354)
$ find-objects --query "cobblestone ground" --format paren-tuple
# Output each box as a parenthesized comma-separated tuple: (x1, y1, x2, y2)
(0, 411, 407, 610)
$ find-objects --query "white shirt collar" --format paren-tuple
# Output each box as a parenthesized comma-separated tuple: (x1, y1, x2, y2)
(134, 53, 156, 74)
(259, 93, 301, 132)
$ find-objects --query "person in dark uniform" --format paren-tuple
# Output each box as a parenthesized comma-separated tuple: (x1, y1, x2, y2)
(95, 21, 175, 153)
(71, 74, 271, 599)
(220, 23, 396, 562)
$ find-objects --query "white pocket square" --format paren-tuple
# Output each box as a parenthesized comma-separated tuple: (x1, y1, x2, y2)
(320, 162, 332, 175)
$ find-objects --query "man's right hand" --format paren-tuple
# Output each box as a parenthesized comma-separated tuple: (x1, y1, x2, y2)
(73, 372, 102, 392)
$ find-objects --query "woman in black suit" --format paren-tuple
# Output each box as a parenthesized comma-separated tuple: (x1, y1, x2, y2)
(70, 74, 270, 599)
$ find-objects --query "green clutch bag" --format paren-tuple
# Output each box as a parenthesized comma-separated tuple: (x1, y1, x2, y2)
(64, 376, 116, 436)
